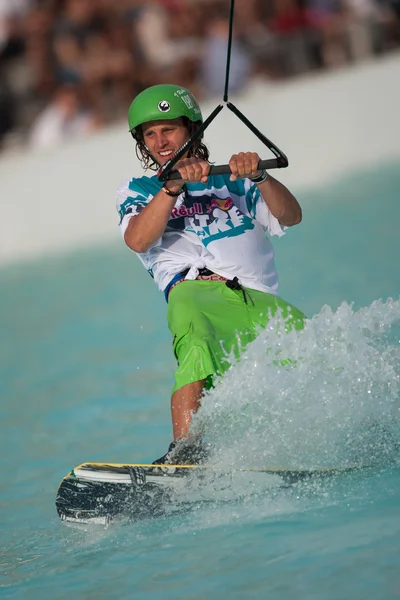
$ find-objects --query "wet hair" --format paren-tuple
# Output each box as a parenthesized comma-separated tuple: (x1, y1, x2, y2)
(131, 117, 210, 171)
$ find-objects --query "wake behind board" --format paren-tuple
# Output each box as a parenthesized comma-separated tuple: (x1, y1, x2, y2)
(56, 462, 360, 524)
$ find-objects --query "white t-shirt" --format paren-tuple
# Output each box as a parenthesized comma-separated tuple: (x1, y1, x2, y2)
(116, 173, 285, 295)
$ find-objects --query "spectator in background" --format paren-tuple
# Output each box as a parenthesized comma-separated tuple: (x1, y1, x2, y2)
(52, 31, 83, 85)
(0, 0, 34, 147)
(358, 0, 400, 52)
(29, 83, 101, 150)
(52, 0, 102, 45)
(133, 0, 203, 92)
(81, 17, 137, 118)
(24, 4, 54, 97)
(269, 0, 314, 76)
(343, 0, 382, 61)
(234, 0, 281, 79)
(0, 69, 16, 148)
(51, 0, 137, 119)
(0, 0, 32, 53)
(200, 2, 252, 97)
(306, 0, 351, 68)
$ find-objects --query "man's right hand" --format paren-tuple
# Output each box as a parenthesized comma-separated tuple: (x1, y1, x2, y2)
(171, 157, 211, 185)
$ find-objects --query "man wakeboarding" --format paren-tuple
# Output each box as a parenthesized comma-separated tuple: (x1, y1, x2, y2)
(116, 84, 306, 465)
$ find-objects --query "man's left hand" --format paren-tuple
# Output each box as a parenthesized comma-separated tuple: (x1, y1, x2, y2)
(229, 152, 261, 181)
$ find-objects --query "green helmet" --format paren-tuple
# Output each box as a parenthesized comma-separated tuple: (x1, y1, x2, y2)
(128, 84, 202, 132)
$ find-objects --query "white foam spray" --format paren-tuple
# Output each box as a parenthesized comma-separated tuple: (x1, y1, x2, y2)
(192, 298, 400, 471)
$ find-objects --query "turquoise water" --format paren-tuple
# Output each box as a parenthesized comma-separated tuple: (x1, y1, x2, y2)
(1, 163, 400, 599)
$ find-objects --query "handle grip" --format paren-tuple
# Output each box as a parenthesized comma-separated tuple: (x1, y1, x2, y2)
(163, 158, 288, 181)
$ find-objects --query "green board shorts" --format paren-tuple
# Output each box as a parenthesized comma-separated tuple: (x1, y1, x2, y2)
(167, 280, 306, 393)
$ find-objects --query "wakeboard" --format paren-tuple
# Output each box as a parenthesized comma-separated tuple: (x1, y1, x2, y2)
(55, 461, 359, 524)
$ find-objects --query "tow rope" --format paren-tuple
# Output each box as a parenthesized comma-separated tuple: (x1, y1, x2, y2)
(158, 0, 288, 183)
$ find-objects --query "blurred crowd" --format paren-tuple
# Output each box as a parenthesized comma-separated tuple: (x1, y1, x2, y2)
(1, 0, 399, 152)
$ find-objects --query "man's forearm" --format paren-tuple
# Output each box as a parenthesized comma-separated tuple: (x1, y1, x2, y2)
(124, 188, 179, 253)
(257, 175, 302, 226)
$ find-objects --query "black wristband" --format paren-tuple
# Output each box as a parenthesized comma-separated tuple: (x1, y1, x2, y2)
(248, 170, 268, 184)
(162, 185, 184, 197)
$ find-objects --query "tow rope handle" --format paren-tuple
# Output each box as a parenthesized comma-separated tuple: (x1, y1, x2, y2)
(158, 0, 288, 183)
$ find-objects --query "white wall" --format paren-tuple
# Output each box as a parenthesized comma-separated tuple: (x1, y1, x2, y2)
(1, 53, 400, 266)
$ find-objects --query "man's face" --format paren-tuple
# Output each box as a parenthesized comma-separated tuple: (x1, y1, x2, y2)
(141, 118, 189, 166)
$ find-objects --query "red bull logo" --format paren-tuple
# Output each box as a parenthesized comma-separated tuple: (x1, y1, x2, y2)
(207, 198, 233, 213)
(170, 202, 203, 219)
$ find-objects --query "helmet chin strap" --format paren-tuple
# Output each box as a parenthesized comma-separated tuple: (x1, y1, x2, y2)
(158, 0, 289, 184)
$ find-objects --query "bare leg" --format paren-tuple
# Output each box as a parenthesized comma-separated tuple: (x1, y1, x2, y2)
(171, 379, 206, 440)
